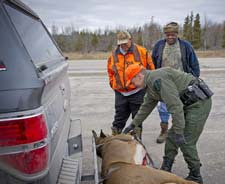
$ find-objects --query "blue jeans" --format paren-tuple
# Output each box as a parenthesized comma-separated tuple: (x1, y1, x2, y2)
(157, 102, 170, 124)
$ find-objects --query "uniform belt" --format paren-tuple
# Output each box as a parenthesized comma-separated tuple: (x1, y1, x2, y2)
(180, 78, 213, 106)
(180, 79, 205, 106)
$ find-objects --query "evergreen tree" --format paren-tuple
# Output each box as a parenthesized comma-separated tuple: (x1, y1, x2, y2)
(193, 13, 201, 49)
(183, 15, 190, 40)
(183, 15, 192, 42)
(74, 33, 84, 52)
(222, 21, 225, 48)
(91, 33, 99, 51)
(183, 12, 197, 44)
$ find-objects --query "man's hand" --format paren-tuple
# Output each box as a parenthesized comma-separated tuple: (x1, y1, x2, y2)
(123, 124, 135, 134)
(173, 133, 186, 146)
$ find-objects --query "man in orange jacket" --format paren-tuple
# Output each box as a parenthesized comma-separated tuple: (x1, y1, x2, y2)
(107, 30, 155, 137)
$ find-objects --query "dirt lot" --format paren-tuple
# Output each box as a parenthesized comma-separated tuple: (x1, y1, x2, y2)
(69, 58, 225, 184)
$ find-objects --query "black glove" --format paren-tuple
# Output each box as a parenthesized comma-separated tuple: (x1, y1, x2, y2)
(174, 133, 186, 146)
(123, 124, 135, 134)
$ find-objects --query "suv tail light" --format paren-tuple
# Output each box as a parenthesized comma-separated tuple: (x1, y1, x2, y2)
(0, 114, 49, 174)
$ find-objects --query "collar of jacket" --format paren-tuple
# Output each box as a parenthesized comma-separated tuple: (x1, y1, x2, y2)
(155, 38, 182, 68)
(162, 38, 195, 76)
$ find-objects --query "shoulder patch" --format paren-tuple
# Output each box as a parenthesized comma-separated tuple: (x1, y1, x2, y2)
(153, 79, 161, 92)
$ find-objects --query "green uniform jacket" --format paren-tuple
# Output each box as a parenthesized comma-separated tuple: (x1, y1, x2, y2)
(132, 67, 196, 134)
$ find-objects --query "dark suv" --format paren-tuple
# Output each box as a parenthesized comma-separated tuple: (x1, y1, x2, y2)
(0, 0, 82, 183)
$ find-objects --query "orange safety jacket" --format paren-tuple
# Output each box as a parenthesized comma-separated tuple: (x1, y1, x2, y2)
(107, 43, 155, 92)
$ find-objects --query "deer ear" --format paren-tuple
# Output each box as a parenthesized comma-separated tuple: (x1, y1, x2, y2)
(100, 129, 106, 138)
(92, 130, 98, 140)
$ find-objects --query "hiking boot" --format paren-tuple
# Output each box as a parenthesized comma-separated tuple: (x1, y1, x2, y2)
(156, 123, 168, 143)
(185, 167, 203, 184)
(160, 156, 174, 172)
(111, 126, 122, 135)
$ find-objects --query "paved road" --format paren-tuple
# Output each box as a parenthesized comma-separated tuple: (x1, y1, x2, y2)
(69, 58, 225, 184)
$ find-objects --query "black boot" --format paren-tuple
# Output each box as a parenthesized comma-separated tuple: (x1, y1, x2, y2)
(186, 167, 203, 184)
(160, 157, 174, 172)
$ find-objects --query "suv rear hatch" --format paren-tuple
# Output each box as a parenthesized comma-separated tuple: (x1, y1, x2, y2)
(0, 0, 71, 182)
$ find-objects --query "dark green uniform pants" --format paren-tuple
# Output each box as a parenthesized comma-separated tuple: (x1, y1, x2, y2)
(165, 98, 212, 169)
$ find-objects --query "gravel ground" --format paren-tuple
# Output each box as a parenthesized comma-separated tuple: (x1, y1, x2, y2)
(69, 58, 225, 184)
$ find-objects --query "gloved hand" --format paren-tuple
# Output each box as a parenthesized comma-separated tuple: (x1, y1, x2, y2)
(173, 133, 186, 146)
(111, 126, 122, 135)
(123, 124, 135, 134)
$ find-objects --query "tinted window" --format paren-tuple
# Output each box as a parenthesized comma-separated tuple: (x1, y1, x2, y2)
(4, 4, 63, 66)
(0, 10, 11, 67)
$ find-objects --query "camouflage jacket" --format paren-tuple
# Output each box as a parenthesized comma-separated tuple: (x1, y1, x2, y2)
(132, 67, 195, 134)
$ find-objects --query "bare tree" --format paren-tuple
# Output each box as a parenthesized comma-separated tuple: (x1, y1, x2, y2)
(51, 16, 225, 53)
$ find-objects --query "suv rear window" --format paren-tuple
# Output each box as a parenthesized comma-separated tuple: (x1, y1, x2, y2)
(4, 4, 63, 67)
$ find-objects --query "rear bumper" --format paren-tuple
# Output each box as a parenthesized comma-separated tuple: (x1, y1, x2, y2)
(56, 119, 83, 184)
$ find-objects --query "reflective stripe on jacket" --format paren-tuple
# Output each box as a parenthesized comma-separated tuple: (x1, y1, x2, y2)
(107, 43, 155, 92)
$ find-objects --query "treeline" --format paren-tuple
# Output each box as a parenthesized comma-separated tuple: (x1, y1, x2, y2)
(183, 12, 225, 50)
(51, 13, 225, 53)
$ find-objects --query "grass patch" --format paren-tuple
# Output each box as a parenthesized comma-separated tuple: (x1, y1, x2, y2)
(64, 52, 110, 60)
(196, 50, 225, 58)
(64, 50, 225, 60)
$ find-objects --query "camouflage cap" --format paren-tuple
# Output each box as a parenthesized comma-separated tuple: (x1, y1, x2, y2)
(117, 30, 131, 45)
(163, 22, 179, 33)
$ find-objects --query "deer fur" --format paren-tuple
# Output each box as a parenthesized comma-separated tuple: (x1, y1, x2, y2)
(92, 130, 197, 184)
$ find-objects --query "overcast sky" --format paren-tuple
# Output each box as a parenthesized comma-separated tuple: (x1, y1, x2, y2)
(21, 0, 225, 32)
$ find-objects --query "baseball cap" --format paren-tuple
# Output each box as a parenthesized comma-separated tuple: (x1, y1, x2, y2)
(117, 30, 131, 45)
(125, 63, 144, 87)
